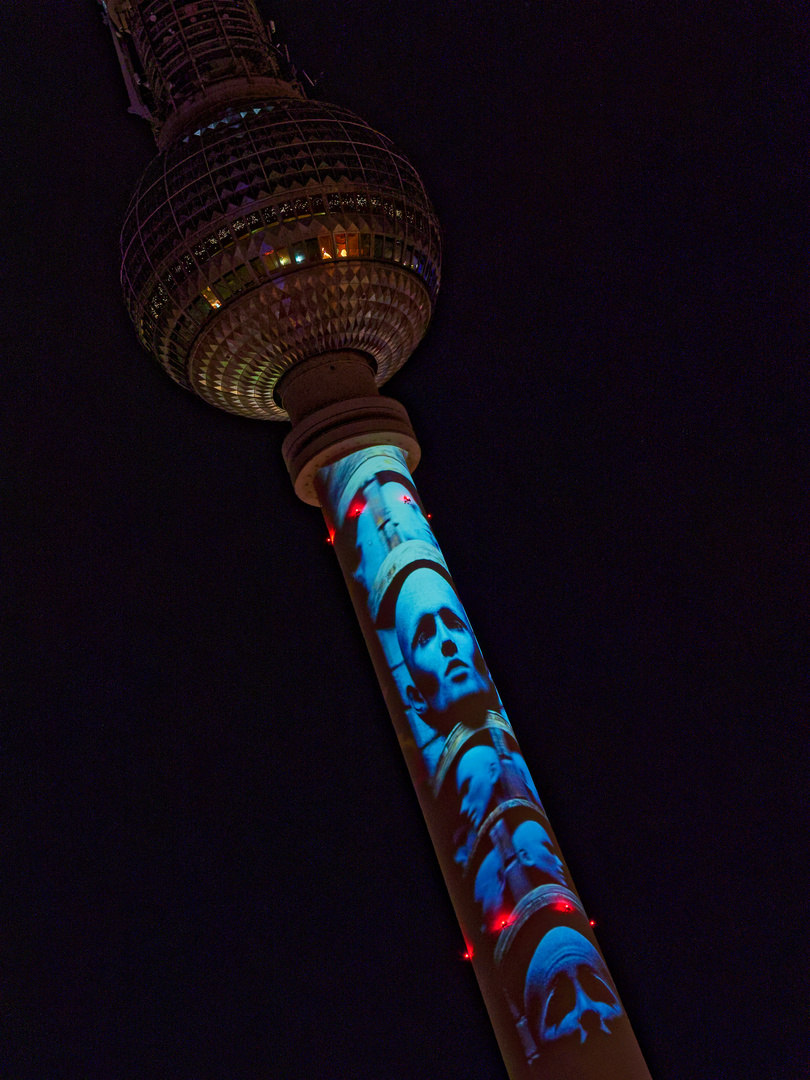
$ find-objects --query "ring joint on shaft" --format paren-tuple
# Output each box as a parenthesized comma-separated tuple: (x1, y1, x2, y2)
(278, 351, 419, 504)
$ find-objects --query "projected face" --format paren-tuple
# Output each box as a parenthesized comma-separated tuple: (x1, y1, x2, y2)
(373, 479, 434, 546)
(456, 744, 501, 830)
(395, 568, 492, 727)
(350, 477, 436, 593)
(474, 848, 504, 924)
(512, 820, 565, 885)
(343, 490, 384, 594)
(525, 927, 623, 1045)
(510, 751, 541, 804)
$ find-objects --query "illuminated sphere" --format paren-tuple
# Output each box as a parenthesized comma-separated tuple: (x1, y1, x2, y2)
(121, 96, 441, 420)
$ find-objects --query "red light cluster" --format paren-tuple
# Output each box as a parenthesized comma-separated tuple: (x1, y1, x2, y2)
(488, 910, 515, 934)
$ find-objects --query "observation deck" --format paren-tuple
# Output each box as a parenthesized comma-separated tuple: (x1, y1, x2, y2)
(103, 0, 441, 420)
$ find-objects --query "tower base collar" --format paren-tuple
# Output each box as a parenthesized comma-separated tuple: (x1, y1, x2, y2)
(281, 396, 420, 505)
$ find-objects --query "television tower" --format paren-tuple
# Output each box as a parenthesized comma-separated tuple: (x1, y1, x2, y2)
(100, 3, 652, 1077)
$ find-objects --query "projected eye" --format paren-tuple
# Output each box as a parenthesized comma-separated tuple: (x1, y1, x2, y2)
(545, 976, 576, 1029)
(440, 609, 466, 631)
(579, 967, 617, 1006)
(411, 612, 436, 649)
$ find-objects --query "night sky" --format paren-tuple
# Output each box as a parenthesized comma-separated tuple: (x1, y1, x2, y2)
(3, 2, 806, 1078)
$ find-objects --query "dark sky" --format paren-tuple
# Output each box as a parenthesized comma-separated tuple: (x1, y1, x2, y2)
(2, 2, 806, 1078)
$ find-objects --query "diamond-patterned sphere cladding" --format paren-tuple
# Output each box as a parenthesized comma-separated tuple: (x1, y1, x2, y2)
(121, 97, 441, 419)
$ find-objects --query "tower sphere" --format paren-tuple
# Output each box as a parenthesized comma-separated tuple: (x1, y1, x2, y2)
(121, 94, 441, 420)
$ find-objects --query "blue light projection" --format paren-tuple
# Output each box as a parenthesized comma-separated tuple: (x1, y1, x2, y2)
(317, 446, 650, 1079)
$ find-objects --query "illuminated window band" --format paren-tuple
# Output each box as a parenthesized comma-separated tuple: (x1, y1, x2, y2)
(122, 100, 440, 311)
(316, 446, 649, 1076)
(145, 223, 435, 328)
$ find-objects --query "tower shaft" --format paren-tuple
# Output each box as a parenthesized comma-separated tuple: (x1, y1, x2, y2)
(315, 444, 652, 1080)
